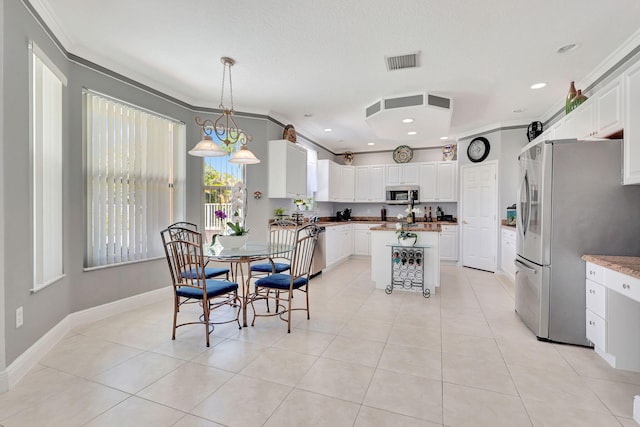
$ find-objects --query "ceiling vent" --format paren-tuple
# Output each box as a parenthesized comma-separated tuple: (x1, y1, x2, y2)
(365, 92, 453, 143)
(385, 52, 420, 71)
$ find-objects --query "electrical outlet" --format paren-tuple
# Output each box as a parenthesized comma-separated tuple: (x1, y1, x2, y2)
(16, 306, 23, 328)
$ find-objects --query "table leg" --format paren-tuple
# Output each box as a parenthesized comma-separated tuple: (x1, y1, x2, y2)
(228, 259, 251, 328)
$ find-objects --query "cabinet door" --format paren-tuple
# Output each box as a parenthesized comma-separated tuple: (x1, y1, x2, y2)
(402, 164, 419, 185)
(386, 164, 401, 186)
(325, 227, 339, 266)
(329, 162, 341, 201)
(369, 166, 385, 202)
(355, 166, 370, 202)
(440, 231, 455, 261)
(596, 78, 623, 137)
(419, 163, 437, 201)
(340, 166, 355, 202)
(286, 143, 307, 198)
(624, 60, 640, 185)
(437, 162, 457, 201)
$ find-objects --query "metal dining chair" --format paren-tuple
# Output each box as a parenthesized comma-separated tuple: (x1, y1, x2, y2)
(161, 226, 241, 346)
(249, 224, 320, 332)
(163, 222, 230, 280)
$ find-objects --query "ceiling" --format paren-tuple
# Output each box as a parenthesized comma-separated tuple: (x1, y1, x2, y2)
(30, 0, 640, 154)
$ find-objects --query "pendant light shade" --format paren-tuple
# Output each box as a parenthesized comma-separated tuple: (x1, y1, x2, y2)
(230, 144, 261, 164)
(188, 135, 226, 157)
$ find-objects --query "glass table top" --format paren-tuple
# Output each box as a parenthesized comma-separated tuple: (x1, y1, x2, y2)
(205, 241, 294, 259)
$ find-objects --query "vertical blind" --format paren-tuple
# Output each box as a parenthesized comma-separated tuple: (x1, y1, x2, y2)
(85, 92, 185, 268)
(31, 42, 66, 290)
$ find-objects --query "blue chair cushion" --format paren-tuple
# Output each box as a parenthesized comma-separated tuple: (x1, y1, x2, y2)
(250, 262, 290, 273)
(255, 274, 307, 290)
(181, 267, 229, 279)
(176, 279, 238, 299)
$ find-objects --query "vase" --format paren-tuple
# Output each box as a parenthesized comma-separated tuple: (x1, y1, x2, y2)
(398, 236, 416, 247)
(216, 234, 249, 249)
(570, 89, 588, 111)
(565, 81, 577, 114)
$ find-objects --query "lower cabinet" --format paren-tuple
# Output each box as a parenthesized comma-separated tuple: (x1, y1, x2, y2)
(353, 224, 379, 256)
(325, 223, 380, 266)
(501, 227, 516, 280)
(585, 261, 640, 372)
(439, 225, 458, 262)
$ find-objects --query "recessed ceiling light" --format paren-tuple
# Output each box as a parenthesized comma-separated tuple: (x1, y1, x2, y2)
(513, 108, 526, 113)
(407, 131, 417, 136)
(402, 118, 414, 123)
(324, 128, 332, 132)
(304, 113, 313, 117)
(530, 82, 547, 89)
(557, 43, 578, 54)
(367, 142, 375, 146)
(440, 136, 448, 140)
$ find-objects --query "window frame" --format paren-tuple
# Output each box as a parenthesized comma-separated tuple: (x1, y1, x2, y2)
(29, 41, 67, 293)
(83, 90, 186, 269)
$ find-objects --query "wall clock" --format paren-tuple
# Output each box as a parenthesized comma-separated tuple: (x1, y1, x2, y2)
(393, 145, 413, 163)
(467, 137, 490, 163)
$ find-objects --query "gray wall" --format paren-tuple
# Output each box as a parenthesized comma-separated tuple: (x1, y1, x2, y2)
(0, 0, 294, 366)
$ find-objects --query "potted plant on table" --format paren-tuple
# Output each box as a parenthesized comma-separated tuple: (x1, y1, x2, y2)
(215, 182, 249, 249)
(395, 210, 420, 246)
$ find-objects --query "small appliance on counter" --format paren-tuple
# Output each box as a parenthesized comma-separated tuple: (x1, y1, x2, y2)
(335, 209, 351, 221)
(506, 204, 516, 225)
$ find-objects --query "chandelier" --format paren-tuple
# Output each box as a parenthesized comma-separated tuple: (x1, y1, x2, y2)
(188, 57, 260, 164)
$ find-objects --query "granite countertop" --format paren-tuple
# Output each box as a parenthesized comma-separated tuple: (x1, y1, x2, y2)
(581, 255, 640, 280)
(369, 223, 441, 232)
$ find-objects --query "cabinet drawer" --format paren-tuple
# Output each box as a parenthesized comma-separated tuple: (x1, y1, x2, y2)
(586, 279, 606, 318)
(605, 269, 640, 304)
(585, 309, 606, 351)
(502, 228, 516, 243)
(586, 262, 605, 284)
(441, 225, 457, 233)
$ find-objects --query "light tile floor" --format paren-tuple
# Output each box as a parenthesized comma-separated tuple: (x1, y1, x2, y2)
(1, 260, 640, 426)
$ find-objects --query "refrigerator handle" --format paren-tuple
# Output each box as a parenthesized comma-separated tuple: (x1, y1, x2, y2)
(515, 259, 536, 274)
(518, 171, 531, 236)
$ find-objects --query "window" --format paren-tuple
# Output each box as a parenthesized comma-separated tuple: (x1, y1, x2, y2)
(85, 91, 185, 268)
(203, 142, 244, 242)
(30, 42, 66, 291)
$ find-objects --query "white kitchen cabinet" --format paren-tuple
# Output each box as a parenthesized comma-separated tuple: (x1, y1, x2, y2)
(584, 261, 640, 372)
(325, 224, 353, 267)
(595, 77, 623, 137)
(624, 60, 640, 185)
(353, 223, 380, 256)
(419, 161, 458, 202)
(268, 139, 307, 198)
(339, 166, 355, 202)
(386, 163, 419, 186)
(501, 227, 516, 280)
(355, 165, 384, 202)
(440, 224, 458, 262)
(317, 160, 356, 201)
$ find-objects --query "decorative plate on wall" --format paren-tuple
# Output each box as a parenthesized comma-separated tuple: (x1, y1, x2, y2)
(393, 145, 413, 163)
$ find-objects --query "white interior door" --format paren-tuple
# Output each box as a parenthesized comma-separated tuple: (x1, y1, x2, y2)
(461, 161, 498, 272)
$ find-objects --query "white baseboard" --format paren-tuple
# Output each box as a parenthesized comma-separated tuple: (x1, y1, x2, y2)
(0, 286, 172, 392)
(634, 395, 639, 424)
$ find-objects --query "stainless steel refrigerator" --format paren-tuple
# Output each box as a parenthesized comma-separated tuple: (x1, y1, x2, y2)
(515, 138, 640, 346)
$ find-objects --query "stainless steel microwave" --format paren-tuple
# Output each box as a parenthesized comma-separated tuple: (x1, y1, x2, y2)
(385, 186, 419, 204)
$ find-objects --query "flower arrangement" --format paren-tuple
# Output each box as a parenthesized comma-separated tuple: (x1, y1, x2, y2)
(216, 182, 249, 236)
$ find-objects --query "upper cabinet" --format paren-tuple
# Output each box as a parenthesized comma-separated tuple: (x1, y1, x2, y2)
(554, 77, 623, 141)
(268, 139, 307, 198)
(355, 165, 385, 202)
(386, 163, 419, 186)
(624, 60, 640, 185)
(419, 161, 458, 202)
(316, 159, 355, 202)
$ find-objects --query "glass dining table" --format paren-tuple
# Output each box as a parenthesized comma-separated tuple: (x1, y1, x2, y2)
(205, 241, 294, 327)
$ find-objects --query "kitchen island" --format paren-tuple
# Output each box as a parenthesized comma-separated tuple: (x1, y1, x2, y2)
(370, 223, 441, 296)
